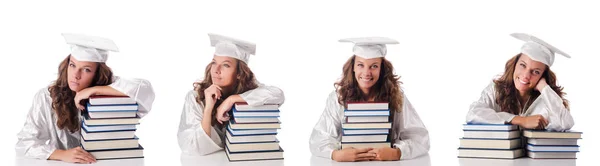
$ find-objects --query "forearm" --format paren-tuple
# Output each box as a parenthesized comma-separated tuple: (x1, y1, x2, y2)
(91, 86, 127, 96)
(48, 149, 64, 161)
(201, 107, 213, 137)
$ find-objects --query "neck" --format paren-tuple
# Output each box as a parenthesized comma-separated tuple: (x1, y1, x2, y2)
(518, 91, 530, 105)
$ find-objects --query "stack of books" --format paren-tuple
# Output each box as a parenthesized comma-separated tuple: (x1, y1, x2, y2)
(341, 102, 392, 149)
(225, 103, 284, 161)
(458, 124, 523, 159)
(524, 130, 582, 159)
(81, 96, 144, 160)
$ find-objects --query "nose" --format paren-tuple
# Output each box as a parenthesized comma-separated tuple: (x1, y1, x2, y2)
(522, 71, 532, 80)
(74, 69, 82, 80)
(213, 65, 221, 75)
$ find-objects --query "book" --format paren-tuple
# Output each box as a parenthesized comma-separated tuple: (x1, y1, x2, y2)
(226, 129, 277, 143)
(225, 138, 280, 152)
(463, 130, 520, 139)
(523, 130, 582, 139)
(342, 129, 389, 135)
(346, 116, 389, 123)
(458, 148, 523, 159)
(227, 127, 278, 136)
(228, 119, 280, 130)
(342, 122, 391, 129)
(459, 138, 521, 149)
(86, 103, 138, 112)
(82, 113, 140, 126)
(87, 110, 138, 119)
(232, 117, 280, 124)
(346, 102, 388, 110)
(341, 142, 391, 149)
(526, 144, 580, 152)
(344, 110, 390, 116)
(81, 137, 139, 150)
(527, 138, 579, 146)
(231, 108, 280, 117)
(233, 103, 279, 111)
(82, 123, 137, 132)
(86, 145, 144, 160)
(341, 134, 388, 143)
(225, 146, 284, 161)
(462, 124, 518, 131)
(81, 128, 136, 140)
(89, 96, 136, 105)
(527, 151, 577, 159)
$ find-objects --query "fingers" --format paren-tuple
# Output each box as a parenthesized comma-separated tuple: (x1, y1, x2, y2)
(355, 148, 374, 153)
(75, 147, 96, 163)
(72, 158, 87, 164)
(356, 152, 376, 158)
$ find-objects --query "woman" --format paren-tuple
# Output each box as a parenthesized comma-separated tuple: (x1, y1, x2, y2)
(177, 33, 285, 156)
(309, 37, 430, 162)
(466, 33, 573, 131)
(15, 33, 155, 163)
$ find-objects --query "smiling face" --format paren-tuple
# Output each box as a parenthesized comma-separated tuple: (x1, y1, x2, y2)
(67, 57, 98, 92)
(513, 54, 547, 95)
(210, 55, 238, 88)
(353, 56, 382, 95)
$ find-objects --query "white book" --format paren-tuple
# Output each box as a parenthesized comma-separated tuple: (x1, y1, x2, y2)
(342, 135, 388, 143)
(527, 144, 579, 152)
(81, 129, 136, 140)
(341, 142, 390, 149)
(528, 138, 579, 146)
(81, 137, 139, 150)
(226, 130, 277, 143)
(344, 111, 390, 116)
(83, 114, 140, 126)
(232, 111, 280, 117)
(346, 102, 388, 110)
(462, 124, 518, 131)
(342, 123, 391, 129)
(523, 130, 582, 139)
(463, 130, 520, 139)
(87, 104, 138, 112)
(228, 121, 280, 130)
(87, 145, 144, 160)
(88, 111, 138, 119)
(227, 128, 278, 136)
(82, 123, 137, 132)
(458, 148, 523, 159)
(89, 96, 136, 105)
(233, 117, 280, 123)
(528, 151, 577, 159)
(234, 103, 279, 111)
(226, 139, 280, 152)
(225, 147, 283, 161)
(343, 129, 389, 135)
(346, 116, 389, 123)
(459, 138, 521, 149)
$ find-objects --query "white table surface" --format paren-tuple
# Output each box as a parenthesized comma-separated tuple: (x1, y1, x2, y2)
(14, 152, 578, 166)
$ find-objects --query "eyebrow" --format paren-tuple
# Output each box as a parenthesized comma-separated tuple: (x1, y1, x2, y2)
(520, 60, 543, 70)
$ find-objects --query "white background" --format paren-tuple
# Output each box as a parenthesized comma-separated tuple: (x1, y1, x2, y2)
(1, 0, 598, 165)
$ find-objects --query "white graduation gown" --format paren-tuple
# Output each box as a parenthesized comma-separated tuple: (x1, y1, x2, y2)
(466, 81, 574, 131)
(15, 76, 155, 159)
(309, 91, 430, 160)
(177, 83, 285, 156)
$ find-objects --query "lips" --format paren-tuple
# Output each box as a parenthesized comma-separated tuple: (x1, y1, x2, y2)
(359, 76, 374, 82)
(516, 77, 529, 85)
(69, 81, 79, 86)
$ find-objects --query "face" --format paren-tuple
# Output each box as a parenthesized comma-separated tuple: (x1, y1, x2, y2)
(513, 54, 547, 93)
(353, 56, 382, 94)
(67, 57, 98, 92)
(210, 55, 238, 87)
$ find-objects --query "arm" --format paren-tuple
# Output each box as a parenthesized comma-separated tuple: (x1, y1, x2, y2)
(392, 94, 430, 160)
(239, 83, 285, 106)
(466, 82, 516, 124)
(108, 76, 155, 118)
(309, 92, 343, 159)
(15, 89, 56, 159)
(534, 85, 574, 131)
(177, 91, 223, 156)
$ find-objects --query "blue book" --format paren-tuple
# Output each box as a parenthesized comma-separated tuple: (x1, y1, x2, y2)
(232, 107, 280, 117)
(462, 123, 518, 131)
(84, 144, 144, 160)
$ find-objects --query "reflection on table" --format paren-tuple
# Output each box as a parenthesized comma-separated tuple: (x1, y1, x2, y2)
(310, 154, 432, 166)
(15, 157, 145, 166)
(459, 157, 576, 166)
(180, 152, 284, 166)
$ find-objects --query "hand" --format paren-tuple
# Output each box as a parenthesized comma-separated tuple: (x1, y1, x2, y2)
(74, 87, 96, 111)
(203, 84, 222, 108)
(512, 115, 548, 129)
(216, 96, 236, 124)
(51, 146, 96, 164)
(368, 147, 401, 161)
(536, 78, 548, 91)
(332, 147, 376, 162)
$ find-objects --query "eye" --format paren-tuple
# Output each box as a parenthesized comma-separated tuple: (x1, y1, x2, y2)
(223, 64, 230, 68)
(357, 64, 364, 67)
(210, 61, 216, 65)
(69, 63, 75, 68)
(371, 65, 379, 69)
(534, 70, 541, 75)
(84, 68, 92, 73)
(519, 63, 525, 68)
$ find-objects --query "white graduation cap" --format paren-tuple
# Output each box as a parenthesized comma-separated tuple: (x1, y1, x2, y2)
(62, 33, 119, 63)
(511, 33, 570, 67)
(208, 33, 256, 64)
(339, 37, 399, 59)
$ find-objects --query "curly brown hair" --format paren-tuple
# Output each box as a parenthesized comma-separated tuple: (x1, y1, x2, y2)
(494, 53, 569, 115)
(194, 59, 258, 128)
(335, 55, 403, 112)
(48, 55, 114, 133)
